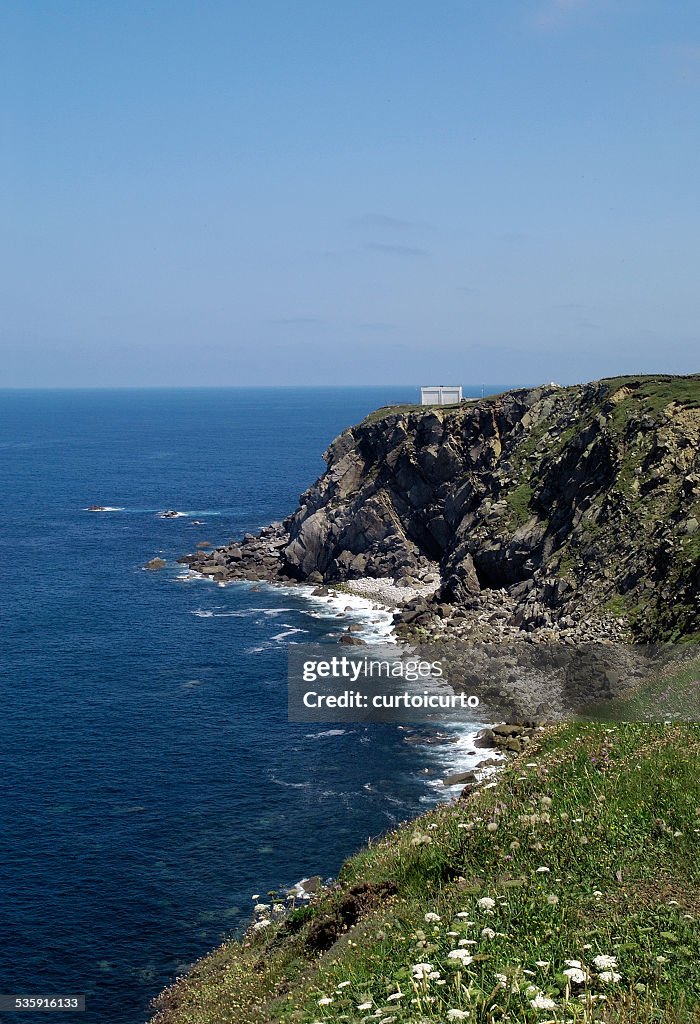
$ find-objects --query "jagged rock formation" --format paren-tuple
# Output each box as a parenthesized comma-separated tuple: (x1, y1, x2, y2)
(182, 375, 700, 642)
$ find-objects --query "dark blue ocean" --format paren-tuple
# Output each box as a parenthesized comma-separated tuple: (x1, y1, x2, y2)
(0, 387, 494, 1024)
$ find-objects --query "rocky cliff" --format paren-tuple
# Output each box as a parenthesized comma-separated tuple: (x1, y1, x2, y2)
(183, 374, 700, 643)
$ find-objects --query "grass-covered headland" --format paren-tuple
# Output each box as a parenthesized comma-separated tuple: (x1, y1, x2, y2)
(152, 722, 700, 1023)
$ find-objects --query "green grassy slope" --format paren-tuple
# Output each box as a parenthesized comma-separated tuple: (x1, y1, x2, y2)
(151, 723, 700, 1024)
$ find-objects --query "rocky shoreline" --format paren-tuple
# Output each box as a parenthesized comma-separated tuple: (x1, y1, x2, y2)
(176, 519, 629, 647)
(177, 527, 614, 747)
(176, 526, 535, 783)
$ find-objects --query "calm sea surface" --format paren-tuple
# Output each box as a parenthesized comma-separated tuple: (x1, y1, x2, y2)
(0, 387, 498, 1024)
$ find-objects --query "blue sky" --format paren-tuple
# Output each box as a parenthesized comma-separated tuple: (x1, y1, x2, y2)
(2, 1, 699, 386)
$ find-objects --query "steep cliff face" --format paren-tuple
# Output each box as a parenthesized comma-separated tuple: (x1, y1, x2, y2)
(186, 375, 700, 642)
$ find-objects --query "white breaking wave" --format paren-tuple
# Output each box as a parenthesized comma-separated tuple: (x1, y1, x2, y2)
(295, 585, 396, 644)
(190, 607, 294, 619)
(270, 627, 308, 641)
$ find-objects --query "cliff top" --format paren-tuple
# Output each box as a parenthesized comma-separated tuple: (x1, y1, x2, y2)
(360, 373, 700, 427)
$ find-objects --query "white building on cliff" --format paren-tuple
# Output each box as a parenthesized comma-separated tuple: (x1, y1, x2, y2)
(420, 385, 463, 406)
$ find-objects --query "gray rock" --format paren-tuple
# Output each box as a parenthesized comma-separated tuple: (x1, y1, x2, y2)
(443, 770, 478, 787)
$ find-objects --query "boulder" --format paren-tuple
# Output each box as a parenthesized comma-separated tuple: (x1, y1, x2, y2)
(474, 729, 497, 748)
(492, 723, 526, 738)
(443, 770, 478, 787)
(299, 875, 322, 895)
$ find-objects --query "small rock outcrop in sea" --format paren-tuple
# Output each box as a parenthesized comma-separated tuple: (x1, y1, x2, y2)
(144, 557, 167, 570)
(180, 375, 700, 644)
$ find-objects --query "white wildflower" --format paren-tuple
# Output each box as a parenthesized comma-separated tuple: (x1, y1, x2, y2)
(424, 912, 441, 923)
(252, 918, 271, 930)
(481, 927, 496, 939)
(254, 903, 270, 913)
(336, 980, 351, 989)
(318, 996, 333, 1005)
(448, 949, 474, 965)
(530, 993, 557, 1010)
(477, 897, 496, 911)
(535, 866, 550, 874)
(387, 992, 404, 1001)
(357, 1002, 372, 1010)
(563, 967, 588, 984)
(412, 962, 434, 980)
(592, 955, 617, 970)
(447, 1011, 470, 1019)
(598, 971, 621, 984)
